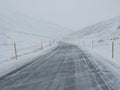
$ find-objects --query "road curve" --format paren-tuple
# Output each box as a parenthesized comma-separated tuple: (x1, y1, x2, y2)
(0, 43, 120, 90)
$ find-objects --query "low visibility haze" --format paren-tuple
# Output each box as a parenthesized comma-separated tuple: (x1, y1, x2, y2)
(0, 0, 120, 30)
(1, 1, 120, 90)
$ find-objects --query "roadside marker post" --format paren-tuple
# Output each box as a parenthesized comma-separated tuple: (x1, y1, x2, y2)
(14, 42, 18, 60)
(112, 41, 114, 59)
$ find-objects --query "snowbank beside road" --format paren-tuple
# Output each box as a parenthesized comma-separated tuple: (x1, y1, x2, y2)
(74, 41, 120, 65)
(0, 41, 51, 63)
(0, 44, 58, 78)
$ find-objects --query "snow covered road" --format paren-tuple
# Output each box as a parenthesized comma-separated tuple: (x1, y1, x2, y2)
(0, 43, 120, 90)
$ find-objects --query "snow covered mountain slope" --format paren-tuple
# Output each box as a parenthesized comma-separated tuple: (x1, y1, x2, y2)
(66, 16, 120, 63)
(0, 12, 71, 45)
(67, 16, 120, 42)
(0, 12, 70, 62)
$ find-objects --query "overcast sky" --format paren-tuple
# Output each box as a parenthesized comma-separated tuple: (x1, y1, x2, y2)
(0, 0, 120, 30)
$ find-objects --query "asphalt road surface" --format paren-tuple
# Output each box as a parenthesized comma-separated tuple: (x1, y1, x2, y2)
(0, 43, 120, 90)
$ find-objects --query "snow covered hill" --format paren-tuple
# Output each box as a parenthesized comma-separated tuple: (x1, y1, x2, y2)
(67, 16, 120, 42)
(0, 12, 71, 45)
(0, 12, 70, 62)
(66, 16, 120, 63)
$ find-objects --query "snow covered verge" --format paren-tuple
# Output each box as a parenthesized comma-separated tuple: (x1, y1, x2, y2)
(0, 11, 71, 65)
(0, 41, 53, 63)
(0, 43, 58, 77)
(66, 16, 120, 65)
(72, 40, 120, 64)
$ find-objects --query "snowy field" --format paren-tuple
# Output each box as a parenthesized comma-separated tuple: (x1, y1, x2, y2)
(0, 12, 70, 64)
(0, 40, 53, 63)
(0, 12, 71, 78)
(66, 16, 120, 63)
(67, 39, 120, 63)
(0, 27, 58, 78)
(0, 42, 58, 77)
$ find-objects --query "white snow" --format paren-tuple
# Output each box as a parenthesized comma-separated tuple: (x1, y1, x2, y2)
(66, 16, 120, 41)
(0, 11, 70, 77)
(67, 39, 119, 58)
(66, 16, 120, 64)
(0, 43, 58, 77)
(66, 41, 120, 65)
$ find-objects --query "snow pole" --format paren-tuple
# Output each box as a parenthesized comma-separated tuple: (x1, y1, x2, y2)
(14, 42, 18, 60)
(112, 41, 114, 59)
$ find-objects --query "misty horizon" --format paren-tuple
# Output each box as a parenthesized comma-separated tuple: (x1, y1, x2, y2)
(0, 0, 120, 31)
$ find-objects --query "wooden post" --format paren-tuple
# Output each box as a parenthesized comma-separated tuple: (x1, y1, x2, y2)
(112, 41, 114, 59)
(14, 42, 17, 60)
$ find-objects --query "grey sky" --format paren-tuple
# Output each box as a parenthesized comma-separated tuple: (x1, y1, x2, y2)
(0, 0, 120, 30)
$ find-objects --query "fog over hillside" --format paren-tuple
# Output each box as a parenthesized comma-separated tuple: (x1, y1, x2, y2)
(0, 12, 71, 46)
(67, 16, 120, 42)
